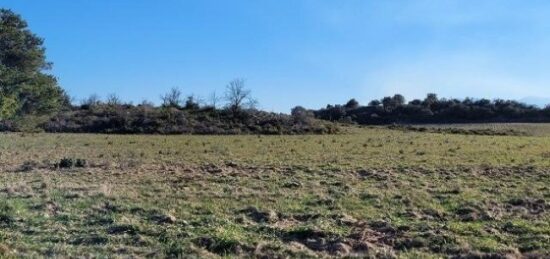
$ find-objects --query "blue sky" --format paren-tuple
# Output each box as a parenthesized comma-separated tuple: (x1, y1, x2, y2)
(3, 0, 550, 112)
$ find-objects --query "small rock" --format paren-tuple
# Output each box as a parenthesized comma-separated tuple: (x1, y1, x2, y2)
(336, 213, 357, 226)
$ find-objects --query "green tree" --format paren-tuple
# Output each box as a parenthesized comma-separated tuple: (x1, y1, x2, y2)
(344, 98, 359, 110)
(422, 93, 438, 109)
(0, 9, 68, 119)
(392, 94, 405, 106)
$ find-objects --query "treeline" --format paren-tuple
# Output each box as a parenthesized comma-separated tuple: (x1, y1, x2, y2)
(311, 94, 550, 125)
(3, 9, 550, 135)
(35, 83, 337, 135)
(0, 79, 338, 135)
(0, 9, 336, 134)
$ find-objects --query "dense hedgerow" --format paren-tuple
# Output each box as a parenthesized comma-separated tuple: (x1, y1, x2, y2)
(313, 94, 550, 125)
(18, 104, 339, 135)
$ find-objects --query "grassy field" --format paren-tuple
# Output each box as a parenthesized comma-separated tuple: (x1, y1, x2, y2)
(409, 123, 550, 137)
(0, 125, 549, 258)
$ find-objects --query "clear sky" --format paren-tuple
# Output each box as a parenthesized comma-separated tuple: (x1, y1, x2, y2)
(3, 0, 550, 112)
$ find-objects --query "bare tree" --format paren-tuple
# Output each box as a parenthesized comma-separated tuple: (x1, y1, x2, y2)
(208, 91, 221, 109)
(161, 87, 182, 108)
(139, 99, 155, 107)
(80, 94, 101, 107)
(225, 78, 256, 113)
(106, 93, 121, 106)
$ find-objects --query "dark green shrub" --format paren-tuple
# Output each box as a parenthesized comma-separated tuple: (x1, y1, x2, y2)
(58, 158, 74, 168)
(58, 158, 87, 169)
(75, 158, 87, 167)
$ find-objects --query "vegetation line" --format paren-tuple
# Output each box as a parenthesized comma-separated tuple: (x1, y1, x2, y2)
(1, 9, 549, 134)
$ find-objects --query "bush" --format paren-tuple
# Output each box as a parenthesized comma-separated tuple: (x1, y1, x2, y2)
(58, 158, 87, 169)
(13, 115, 49, 133)
(36, 104, 337, 135)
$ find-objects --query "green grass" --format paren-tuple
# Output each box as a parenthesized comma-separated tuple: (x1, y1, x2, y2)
(414, 123, 550, 137)
(2, 125, 550, 169)
(0, 125, 549, 257)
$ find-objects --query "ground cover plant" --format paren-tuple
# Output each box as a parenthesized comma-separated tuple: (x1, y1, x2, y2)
(0, 125, 549, 258)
